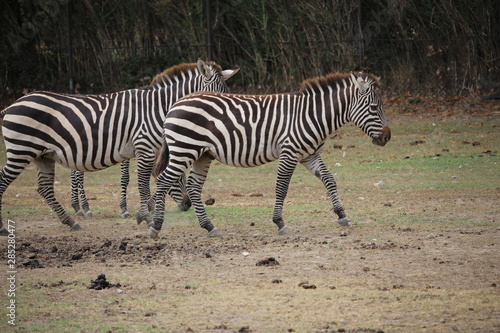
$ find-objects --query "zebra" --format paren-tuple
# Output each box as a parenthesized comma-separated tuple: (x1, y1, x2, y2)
(0, 60, 239, 236)
(149, 72, 391, 238)
(70, 59, 218, 218)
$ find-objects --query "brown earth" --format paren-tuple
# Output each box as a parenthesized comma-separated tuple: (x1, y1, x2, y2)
(2, 98, 500, 332)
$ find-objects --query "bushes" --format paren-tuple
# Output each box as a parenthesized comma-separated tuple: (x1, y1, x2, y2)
(0, 0, 498, 106)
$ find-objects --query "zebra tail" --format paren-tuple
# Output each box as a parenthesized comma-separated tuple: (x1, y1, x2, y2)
(153, 141, 170, 179)
(0, 107, 9, 118)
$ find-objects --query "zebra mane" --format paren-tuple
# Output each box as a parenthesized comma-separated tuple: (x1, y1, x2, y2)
(299, 73, 381, 93)
(150, 62, 223, 87)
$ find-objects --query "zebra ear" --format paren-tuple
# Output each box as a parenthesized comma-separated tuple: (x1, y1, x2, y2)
(221, 67, 240, 81)
(197, 59, 213, 79)
(351, 73, 369, 93)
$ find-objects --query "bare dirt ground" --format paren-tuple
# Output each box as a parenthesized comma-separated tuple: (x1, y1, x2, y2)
(1, 98, 499, 332)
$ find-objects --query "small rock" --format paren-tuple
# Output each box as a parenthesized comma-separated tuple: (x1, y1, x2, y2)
(205, 198, 216, 205)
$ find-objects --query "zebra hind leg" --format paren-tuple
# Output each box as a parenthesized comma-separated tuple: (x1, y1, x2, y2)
(119, 160, 130, 218)
(0, 167, 21, 236)
(148, 167, 188, 238)
(70, 170, 83, 216)
(301, 155, 350, 227)
(35, 158, 82, 231)
(70, 170, 93, 217)
(188, 154, 219, 236)
(167, 172, 191, 211)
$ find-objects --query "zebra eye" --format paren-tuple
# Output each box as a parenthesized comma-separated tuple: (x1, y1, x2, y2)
(369, 104, 378, 113)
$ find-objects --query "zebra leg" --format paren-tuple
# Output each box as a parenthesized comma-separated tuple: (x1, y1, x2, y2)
(70, 170, 93, 217)
(78, 171, 92, 217)
(301, 154, 350, 226)
(119, 160, 131, 218)
(135, 157, 155, 225)
(272, 156, 299, 235)
(187, 154, 219, 236)
(149, 165, 188, 238)
(167, 172, 191, 211)
(0, 161, 29, 236)
(34, 158, 82, 231)
(70, 170, 83, 216)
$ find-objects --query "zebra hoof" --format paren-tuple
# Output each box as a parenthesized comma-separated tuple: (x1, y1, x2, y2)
(75, 210, 85, 217)
(148, 227, 159, 239)
(121, 211, 130, 219)
(208, 228, 222, 237)
(278, 226, 291, 235)
(337, 217, 350, 227)
(71, 223, 83, 231)
(85, 211, 93, 218)
(0, 227, 8, 236)
(135, 212, 151, 225)
(178, 195, 192, 211)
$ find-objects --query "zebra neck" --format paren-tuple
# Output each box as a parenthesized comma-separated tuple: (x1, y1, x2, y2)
(153, 79, 204, 114)
(292, 88, 350, 139)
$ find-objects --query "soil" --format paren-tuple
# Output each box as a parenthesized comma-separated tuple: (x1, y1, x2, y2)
(2, 102, 500, 332)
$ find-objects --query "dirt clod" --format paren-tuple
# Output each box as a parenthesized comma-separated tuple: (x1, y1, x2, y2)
(22, 259, 44, 269)
(256, 257, 279, 266)
(87, 273, 121, 290)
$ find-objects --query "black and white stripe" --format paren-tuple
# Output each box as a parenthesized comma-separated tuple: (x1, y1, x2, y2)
(0, 60, 239, 235)
(149, 73, 391, 238)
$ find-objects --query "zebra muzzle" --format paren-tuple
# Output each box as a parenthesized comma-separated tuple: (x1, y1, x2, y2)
(372, 126, 391, 146)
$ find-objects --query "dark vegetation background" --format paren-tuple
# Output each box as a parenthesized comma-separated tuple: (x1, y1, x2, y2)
(1, 0, 498, 107)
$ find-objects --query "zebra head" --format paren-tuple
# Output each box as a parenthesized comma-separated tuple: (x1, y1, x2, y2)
(350, 73, 391, 146)
(197, 59, 240, 94)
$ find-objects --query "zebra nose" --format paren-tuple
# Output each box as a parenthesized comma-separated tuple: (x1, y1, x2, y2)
(382, 126, 391, 142)
(372, 126, 391, 146)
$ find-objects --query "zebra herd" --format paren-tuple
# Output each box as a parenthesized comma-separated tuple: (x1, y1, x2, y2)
(0, 60, 390, 237)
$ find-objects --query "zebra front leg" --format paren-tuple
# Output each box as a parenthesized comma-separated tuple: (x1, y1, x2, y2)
(272, 155, 299, 235)
(119, 160, 131, 218)
(188, 154, 219, 236)
(35, 159, 82, 231)
(301, 154, 350, 226)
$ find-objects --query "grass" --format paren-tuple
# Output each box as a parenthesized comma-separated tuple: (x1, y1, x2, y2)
(0, 110, 499, 332)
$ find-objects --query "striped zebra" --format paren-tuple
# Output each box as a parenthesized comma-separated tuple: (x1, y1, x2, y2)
(149, 73, 391, 238)
(0, 60, 239, 235)
(70, 59, 226, 218)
